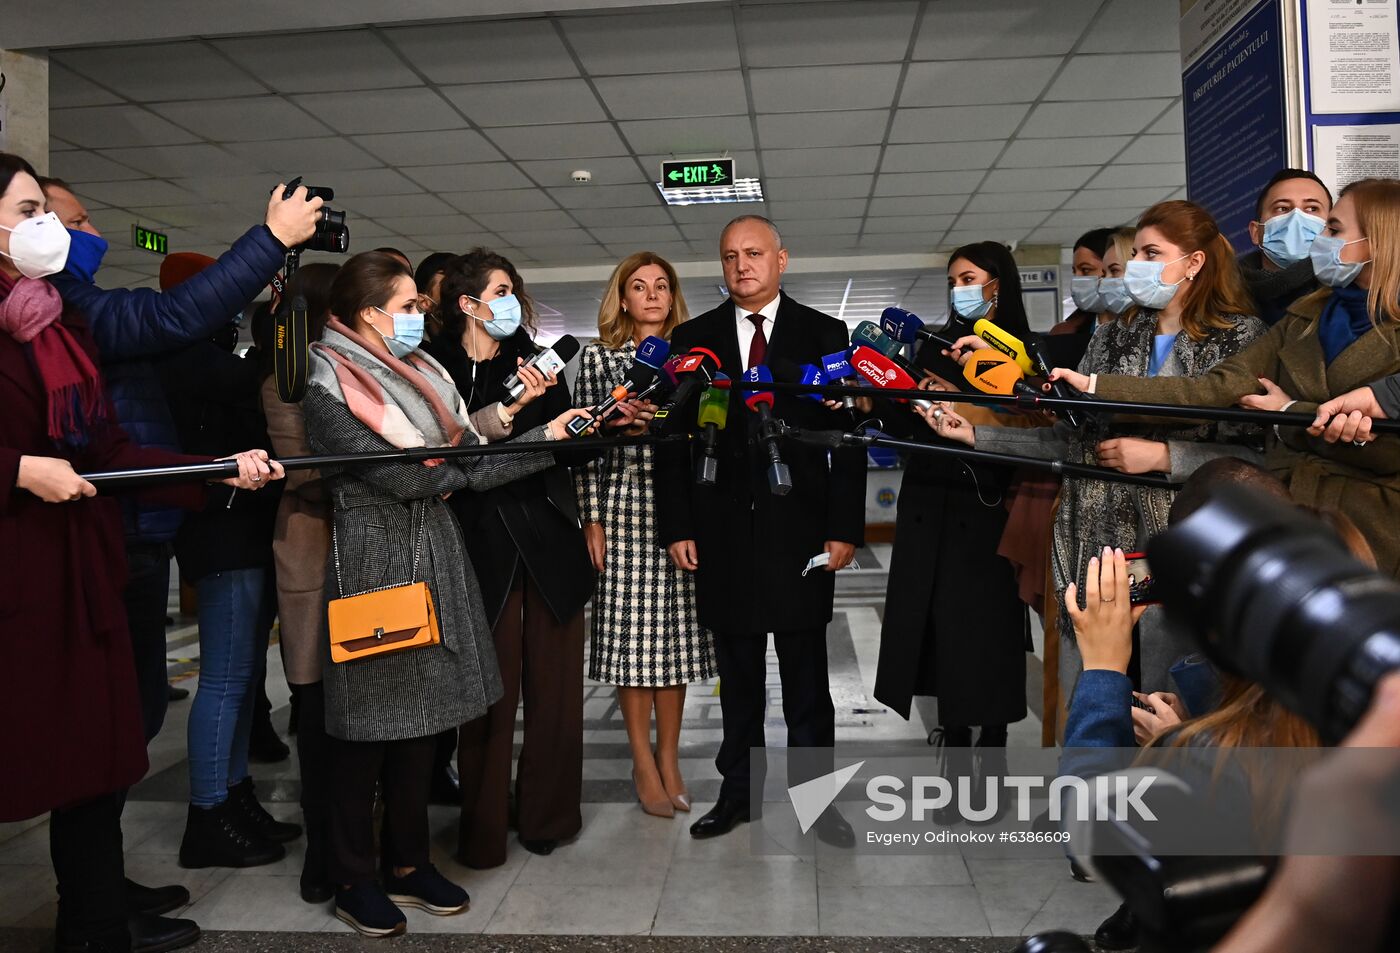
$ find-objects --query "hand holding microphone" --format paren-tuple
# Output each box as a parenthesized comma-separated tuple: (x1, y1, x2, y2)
(566, 335, 670, 437)
(504, 334, 580, 408)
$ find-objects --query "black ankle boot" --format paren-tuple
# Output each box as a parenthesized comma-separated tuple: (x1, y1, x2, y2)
(228, 777, 302, 844)
(299, 808, 333, 904)
(178, 801, 284, 869)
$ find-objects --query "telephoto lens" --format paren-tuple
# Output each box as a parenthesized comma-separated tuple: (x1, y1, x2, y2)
(1148, 486, 1400, 743)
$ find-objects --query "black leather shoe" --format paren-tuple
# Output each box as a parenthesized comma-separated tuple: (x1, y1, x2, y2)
(1093, 902, 1139, 951)
(124, 879, 189, 917)
(1069, 858, 1095, 883)
(128, 912, 201, 953)
(166, 684, 189, 702)
(178, 801, 284, 869)
(813, 807, 855, 848)
(228, 777, 302, 844)
(518, 836, 557, 856)
(689, 796, 751, 839)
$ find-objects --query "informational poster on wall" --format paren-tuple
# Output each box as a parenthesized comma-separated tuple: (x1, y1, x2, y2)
(1018, 266, 1060, 332)
(1180, 0, 1289, 251)
(1306, 0, 1400, 114)
(1313, 122, 1400, 188)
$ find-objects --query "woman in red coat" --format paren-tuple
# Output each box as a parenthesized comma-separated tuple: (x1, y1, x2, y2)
(0, 153, 281, 953)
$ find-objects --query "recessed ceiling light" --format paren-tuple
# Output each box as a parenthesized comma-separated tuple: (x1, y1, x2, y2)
(656, 177, 764, 206)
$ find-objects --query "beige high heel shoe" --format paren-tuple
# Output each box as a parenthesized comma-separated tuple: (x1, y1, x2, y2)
(633, 768, 675, 818)
(656, 755, 691, 812)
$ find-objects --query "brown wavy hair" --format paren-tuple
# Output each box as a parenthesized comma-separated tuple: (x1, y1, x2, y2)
(1126, 200, 1255, 340)
(438, 247, 538, 340)
(596, 251, 690, 349)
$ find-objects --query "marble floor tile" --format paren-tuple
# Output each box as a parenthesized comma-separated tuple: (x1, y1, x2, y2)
(0, 864, 54, 926)
(1020, 872, 1122, 938)
(815, 849, 971, 887)
(181, 874, 338, 931)
(817, 884, 992, 937)
(653, 858, 818, 936)
(485, 883, 664, 935)
(965, 857, 1072, 937)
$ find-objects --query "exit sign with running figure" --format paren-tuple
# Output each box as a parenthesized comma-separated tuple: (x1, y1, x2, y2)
(660, 158, 735, 189)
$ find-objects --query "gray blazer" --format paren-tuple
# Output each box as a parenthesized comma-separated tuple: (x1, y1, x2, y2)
(302, 348, 555, 743)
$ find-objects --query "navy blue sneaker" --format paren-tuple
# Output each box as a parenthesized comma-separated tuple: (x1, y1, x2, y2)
(384, 865, 469, 916)
(335, 883, 406, 937)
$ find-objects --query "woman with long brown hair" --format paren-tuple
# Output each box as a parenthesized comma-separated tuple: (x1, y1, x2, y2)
(574, 251, 715, 818)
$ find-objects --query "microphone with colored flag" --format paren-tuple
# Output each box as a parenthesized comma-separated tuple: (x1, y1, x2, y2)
(772, 357, 827, 403)
(695, 373, 730, 486)
(880, 307, 959, 350)
(651, 347, 721, 434)
(565, 335, 670, 437)
(821, 349, 859, 410)
(502, 334, 580, 407)
(851, 321, 926, 381)
(740, 365, 793, 496)
(970, 319, 1090, 426)
(850, 346, 935, 412)
(962, 350, 1036, 397)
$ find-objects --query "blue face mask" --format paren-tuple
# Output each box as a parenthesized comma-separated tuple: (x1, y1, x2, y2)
(1098, 277, 1135, 315)
(373, 307, 425, 358)
(1124, 256, 1188, 311)
(470, 293, 522, 340)
(1260, 209, 1326, 268)
(64, 229, 108, 284)
(950, 284, 994, 320)
(1309, 234, 1371, 288)
(1070, 276, 1105, 312)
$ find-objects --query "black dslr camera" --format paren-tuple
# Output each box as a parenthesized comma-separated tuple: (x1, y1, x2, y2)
(270, 177, 349, 402)
(282, 177, 349, 254)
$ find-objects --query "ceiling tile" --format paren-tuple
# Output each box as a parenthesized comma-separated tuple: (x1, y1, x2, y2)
(1018, 100, 1174, 138)
(400, 163, 534, 193)
(756, 111, 889, 149)
(49, 65, 122, 108)
(750, 64, 902, 112)
(441, 79, 607, 127)
(766, 198, 870, 219)
(52, 42, 265, 101)
(49, 150, 149, 182)
(547, 183, 662, 210)
(213, 32, 420, 93)
(122, 204, 240, 228)
(1087, 162, 1184, 189)
(1079, 0, 1180, 54)
(1148, 105, 1184, 135)
(385, 21, 579, 84)
(880, 140, 1003, 173)
(912, 0, 1100, 59)
(472, 209, 582, 233)
(496, 228, 598, 247)
(1061, 187, 1177, 210)
(617, 116, 755, 156)
(561, 8, 740, 75)
(874, 170, 985, 196)
(743, 2, 919, 66)
(953, 210, 1050, 230)
(762, 145, 880, 177)
(867, 194, 966, 216)
(763, 175, 874, 201)
(776, 218, 865, 236)
(602, 240, 698, 261)
(672, 202, 769, 225)
(983, 166, 1097, 191)
(1046, 53, 1181, 101)
(353, 129, 502, 166)
(571, 206, 675, 228)
(336, 193, 459, 219)
(516, 156, 646, 189)
(440, 189, 561, 215)
(224, 137, 384, 172)
(594, 71, 748, 120)
(586, 224, 686, 244)
(1117, 134, 1185, 164)
(889, 104, 1031, 143)
(300, 167, 422, 197)
(901, 58, 1059, 107)
(97, 143, 257, 178)
(940, 226, 1033, 246)
(859, 232, 939, 251)
(169, 172, 304, 204)
(965, 190, 1074, 213)
(291, 88, 464, 135)
(151, 97, 332, 142)
(1044, 207, 1148, 229)
(375, 215, 481, 236)
(78, 179, 200, 207)
(396, 233, 500, 253)
(863, 214, 958, 234)
(488, 123, 629, 160)
(998, 136, 1132, 168)
(50, 106, 202, 149)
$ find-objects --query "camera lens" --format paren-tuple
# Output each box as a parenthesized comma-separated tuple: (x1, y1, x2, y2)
(319, 207, 345, 228)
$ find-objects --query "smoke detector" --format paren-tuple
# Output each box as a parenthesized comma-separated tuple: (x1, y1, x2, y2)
(571, 169, 592, 183)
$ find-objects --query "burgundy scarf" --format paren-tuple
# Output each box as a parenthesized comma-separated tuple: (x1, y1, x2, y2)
(0, 272, 105, 448)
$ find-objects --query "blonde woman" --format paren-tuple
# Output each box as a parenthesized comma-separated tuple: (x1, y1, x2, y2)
(574, 252, 715, 818)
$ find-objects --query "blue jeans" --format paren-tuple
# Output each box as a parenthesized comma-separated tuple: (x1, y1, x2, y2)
(188, 568, 267, 807)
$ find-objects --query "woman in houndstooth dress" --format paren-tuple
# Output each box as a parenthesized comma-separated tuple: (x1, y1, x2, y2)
(575, 251, 715, 817)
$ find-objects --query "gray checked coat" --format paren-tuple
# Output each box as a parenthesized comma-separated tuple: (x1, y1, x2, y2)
(303, 327, 556, 742)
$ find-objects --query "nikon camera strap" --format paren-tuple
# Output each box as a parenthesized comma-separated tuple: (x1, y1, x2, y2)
(274, 294, 310, 403)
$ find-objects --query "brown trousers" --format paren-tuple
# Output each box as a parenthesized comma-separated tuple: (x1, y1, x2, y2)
(457, 570, 585, 868)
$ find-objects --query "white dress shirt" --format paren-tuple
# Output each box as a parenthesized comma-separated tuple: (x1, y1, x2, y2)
(734, 296, 781, 371)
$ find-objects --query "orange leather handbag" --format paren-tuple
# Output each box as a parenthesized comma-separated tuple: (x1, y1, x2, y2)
(327, 503, 440, 664)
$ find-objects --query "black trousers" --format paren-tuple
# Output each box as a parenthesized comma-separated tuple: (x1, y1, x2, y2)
(123, 541, 173, 743)
(327, 734, 435, 885)
(51, 793, 126, 945)
(712, 627, 836, 802)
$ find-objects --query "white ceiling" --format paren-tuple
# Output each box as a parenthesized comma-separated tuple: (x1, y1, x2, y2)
(40, 0, 1186, 323)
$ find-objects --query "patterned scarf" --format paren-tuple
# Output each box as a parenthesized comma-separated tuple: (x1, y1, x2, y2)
(0, 272, 105, 448)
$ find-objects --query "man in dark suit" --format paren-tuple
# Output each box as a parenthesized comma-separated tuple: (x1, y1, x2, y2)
(655, 215, 865, 846)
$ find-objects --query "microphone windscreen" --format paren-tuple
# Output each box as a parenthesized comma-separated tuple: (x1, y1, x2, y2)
(963, 352, 1023, 395)
(769, 357, 804, 383)
(972, 319, 1033, 374)
(822, 350, 856, 380)
(634, 335, 670, 369)
(550, 334, 580, 363)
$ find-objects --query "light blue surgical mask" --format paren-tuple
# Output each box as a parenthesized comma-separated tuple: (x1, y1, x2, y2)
(1124, 255, 1189, 311)
(1070, 276, 1105, 312)
(1309, 234, 1371, 288)
(469, 293, 522, 340)
(1098, 277, 1134, 315)
(1260, 209, 1326, 268)
(950, 284, 994, 320)
(373, 306, 425, 358)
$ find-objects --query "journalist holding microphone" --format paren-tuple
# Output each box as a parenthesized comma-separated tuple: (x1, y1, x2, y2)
(654, 215, 865, 846)
(301, 250, 590, 936)
(575, 251, 715, 818)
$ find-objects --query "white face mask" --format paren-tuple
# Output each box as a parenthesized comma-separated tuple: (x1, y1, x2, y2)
(0, 212, 72, 279)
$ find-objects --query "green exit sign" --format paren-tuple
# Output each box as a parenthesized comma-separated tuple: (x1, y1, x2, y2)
(660, 158, 735, 189)
(132, 224, 168, 255)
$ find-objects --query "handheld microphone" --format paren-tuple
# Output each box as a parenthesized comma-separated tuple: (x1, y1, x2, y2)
(566, 335, 670, 437)
(1024, 335, 1088, 428)
(851, 321, 926, 381)
(820, 350, 859, 410)
(971, 319, 1035, 375)
(772, 358, 827, 403)
(695, 373, 730, 486)
(850, 346, 934, 412)
(651, 347, 721, 433)
(740, 365, 792, 496)
(502, 334, 580, 407)
(880, 307, 958, 350)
